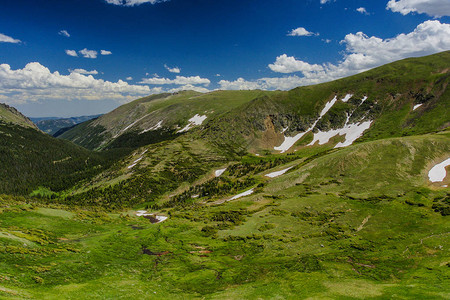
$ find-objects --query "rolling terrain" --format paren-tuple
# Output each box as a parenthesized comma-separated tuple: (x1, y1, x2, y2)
(30, 115, 102, 136)
(0, 52, 449, 299)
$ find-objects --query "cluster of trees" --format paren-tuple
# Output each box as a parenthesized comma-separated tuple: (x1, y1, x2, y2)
(0, 122, 128, 195)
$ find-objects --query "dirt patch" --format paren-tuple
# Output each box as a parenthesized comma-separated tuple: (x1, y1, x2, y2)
(143, 215, 159, 223)
(142, 247, 171, 256)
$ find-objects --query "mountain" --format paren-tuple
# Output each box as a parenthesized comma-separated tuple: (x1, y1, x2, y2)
(0, 117, 125, 195)
(0, 103, 38, 129)
(30, 115, 102, 136)
(59, 51, 450, 154)
(0, 52, 448, 298)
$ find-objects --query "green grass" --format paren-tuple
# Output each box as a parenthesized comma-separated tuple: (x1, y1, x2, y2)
(0, 133, 449, 298)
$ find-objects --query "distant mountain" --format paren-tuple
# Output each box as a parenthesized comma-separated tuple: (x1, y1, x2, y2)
(0, 103, 38, 129)
(31, 114, 102, 136)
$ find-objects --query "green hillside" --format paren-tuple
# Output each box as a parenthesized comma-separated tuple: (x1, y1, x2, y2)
(0, 103, 37, 129)
(0, 121, 126, 195)
(59, 51, 450, 154)
(0, 133, 448, 298)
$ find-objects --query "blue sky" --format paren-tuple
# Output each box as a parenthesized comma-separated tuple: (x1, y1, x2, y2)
(0, 0, 449, 117)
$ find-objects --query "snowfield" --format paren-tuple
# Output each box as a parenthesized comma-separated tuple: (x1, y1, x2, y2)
(428, 158, 450, 182)
(275, 95, 370, 153)
(228, 188, 254, 201)
(265, 166, 294, 178)
(215, 168, 227, 177)
(141, 120, 163, 133)
(178, 114, 207, 133)
(413, 104, 423, 111)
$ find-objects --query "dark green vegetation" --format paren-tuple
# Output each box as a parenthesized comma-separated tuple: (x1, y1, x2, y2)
(0, 52, 449, 298)
(30, 115, 102, 136)
(0, 121, 128, 195)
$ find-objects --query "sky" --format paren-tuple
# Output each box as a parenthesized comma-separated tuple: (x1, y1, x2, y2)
(0, 0, 449, 117)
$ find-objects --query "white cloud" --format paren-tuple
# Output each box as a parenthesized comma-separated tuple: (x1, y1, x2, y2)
(356, 7, 369, 15)
(223, 20, 450, 91)
(322, 39, 332, 43)
(101, 50, 112, 55)
(320, 0, 331, 4)
(268, 54, 324, 73)
(126, 76, 133, 80)
(287, 27, 317, 37)
(65, 50, 78, 57)
(0, 62, 155, 104)
(167, 84, 210, 93)
(140, 75, 210, 86)
(387, 0, 450, 17)
(105, 0, 167, 6)
(0, 33, 21, 43)
(69, 69, 98, 75)
(58, 30, 70, 37)
(79, 48, 98, 59)
(164, 64, 181, 73)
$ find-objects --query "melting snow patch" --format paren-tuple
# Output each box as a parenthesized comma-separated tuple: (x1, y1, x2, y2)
(141, 121, 163, 133)
(229, 189, 254, 201)
(215, 168, 227, 177)
(135, 211, 168, 223)
(361, 96, 368, 103)
(265, 166, 294, 178)
(413, 104, 423, 111)
(428, 158, 450, 182)
(341, 94, 353, 102)
(308, 121, 373, 148)
(275, 96, 338, 153)
(127, 157, 143, 169)
(178, 114, 207, 133)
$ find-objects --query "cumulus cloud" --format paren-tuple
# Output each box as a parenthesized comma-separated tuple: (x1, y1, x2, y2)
(287, 27, 317, 37)
(387, 0, 450, 17)
(105, 0, 167, 6)
(356, 7, 369, 15)
(222, 20, 450, 91)
(58, 30, 70, 37)
(140, 75, 210, 86)
(126, 76, 133, 80)
(167, 84, 210, 93)
(0, 33, 21, 43)
(101, 50, 112, 55)
(164, 64, 181, 73)
(320, 0, 331, 4)
(79, 48, 98, 59)
(0, 62, 155, 104)
(65, 50, 78, 57)
(69, 69, 98, 75)
(268, 54, 324, 74)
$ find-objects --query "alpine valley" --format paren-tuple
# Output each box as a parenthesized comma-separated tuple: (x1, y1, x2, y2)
(0, 52, 449, 299)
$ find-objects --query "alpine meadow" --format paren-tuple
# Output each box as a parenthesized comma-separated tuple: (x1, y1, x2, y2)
(0, 0, 449, 299)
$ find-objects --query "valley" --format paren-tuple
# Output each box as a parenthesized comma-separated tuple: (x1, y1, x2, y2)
(0, 52, 449, 298)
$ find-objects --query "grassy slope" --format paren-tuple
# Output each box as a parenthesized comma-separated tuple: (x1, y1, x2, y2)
(0, 133, 448, 299)
(203, 51, 450, 152)
(59, 90, 271, 150)
(0, 103, 37, 129)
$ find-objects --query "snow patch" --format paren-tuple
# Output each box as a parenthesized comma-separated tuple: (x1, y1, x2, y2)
(308, 121, 372, 148)
(265, 166, 294, 178)
(114, 114, 148, 138)
(229, 188, 254, 201)
(215, 168, 227, 177)
(428, 158, 450, 182)
(361, 96, 368, 103)
(275, 96, 338, 153)
(141, 120, 163, 133)
(178, 114, 207, 133)
(135, 211, 168, 223)
(413, 104, 423, 111)
(341, 94, 353, 102)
